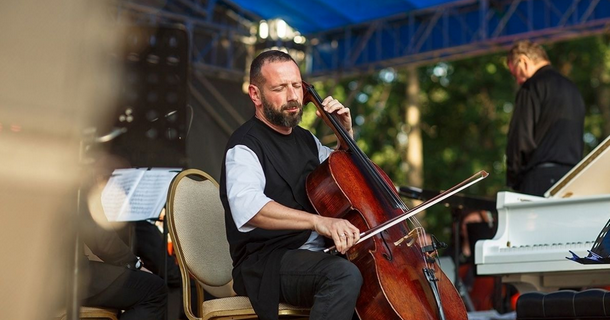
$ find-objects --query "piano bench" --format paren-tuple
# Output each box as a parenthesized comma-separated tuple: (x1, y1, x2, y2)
(516, 289, 610, 319)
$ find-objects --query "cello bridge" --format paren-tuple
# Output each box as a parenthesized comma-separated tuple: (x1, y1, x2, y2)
(394, 227, 424, 247)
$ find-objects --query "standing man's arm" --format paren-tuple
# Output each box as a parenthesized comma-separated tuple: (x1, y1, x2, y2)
(506, 87, 539, 189)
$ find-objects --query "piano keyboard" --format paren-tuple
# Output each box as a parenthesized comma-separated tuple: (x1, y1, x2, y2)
(488, 241, 595, 264)
(475, 191, 610, 292)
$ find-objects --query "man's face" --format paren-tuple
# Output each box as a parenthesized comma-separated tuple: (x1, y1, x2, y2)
(254, 60, 304, 128)
(508, 58, 528, 85)
(261, 89, 303, 128)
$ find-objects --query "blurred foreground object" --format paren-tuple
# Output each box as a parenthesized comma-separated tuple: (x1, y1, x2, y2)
(0, 0, 124, 318)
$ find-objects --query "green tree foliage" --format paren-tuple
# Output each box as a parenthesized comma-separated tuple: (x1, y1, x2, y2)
(548, 36, 610, 150)
(301, 35, 610, 247)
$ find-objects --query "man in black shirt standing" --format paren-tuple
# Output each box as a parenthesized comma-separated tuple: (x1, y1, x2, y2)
(505, 40, 585, 196)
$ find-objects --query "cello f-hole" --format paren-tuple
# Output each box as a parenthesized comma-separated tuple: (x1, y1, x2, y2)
(381, 236, 393, 261)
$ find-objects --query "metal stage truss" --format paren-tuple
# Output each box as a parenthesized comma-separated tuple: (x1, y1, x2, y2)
(117, 0, 610, 80)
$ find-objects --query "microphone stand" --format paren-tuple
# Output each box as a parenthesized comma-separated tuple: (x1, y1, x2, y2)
(452, 208, 475, 312)
(65, 127, 126, 320)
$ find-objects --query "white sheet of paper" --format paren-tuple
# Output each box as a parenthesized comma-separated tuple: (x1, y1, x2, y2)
(101, 168, 180, 221)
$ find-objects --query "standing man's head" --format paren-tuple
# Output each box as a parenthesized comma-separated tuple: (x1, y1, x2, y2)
(248, 50, 304, 134)
(507, 40, 550, 85)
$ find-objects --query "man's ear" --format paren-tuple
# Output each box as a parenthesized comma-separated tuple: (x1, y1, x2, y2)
(519, 54, 531, 72)
(248, 84, 261, 105)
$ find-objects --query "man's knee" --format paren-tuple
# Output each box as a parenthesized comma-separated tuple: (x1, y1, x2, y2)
(144, 274, 169, 305)
(332, 259, 362, 296)
(346, 262, 363, 293)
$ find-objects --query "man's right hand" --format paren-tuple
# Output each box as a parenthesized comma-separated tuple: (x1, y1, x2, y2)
(313, 216, 360, 254)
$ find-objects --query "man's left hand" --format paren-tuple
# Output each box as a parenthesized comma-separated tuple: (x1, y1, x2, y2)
(318, 96, 352, 136)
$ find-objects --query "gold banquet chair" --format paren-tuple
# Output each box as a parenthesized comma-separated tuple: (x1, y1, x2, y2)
(166, 169, 310, 320)
(55, 307, 118, 320)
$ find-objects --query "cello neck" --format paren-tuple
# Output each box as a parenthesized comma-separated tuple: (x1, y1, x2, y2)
(303, 81, 353, 151)
(303, 81, 407, 211)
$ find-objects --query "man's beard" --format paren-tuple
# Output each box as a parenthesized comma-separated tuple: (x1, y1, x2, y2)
(261, 94, 303, 128)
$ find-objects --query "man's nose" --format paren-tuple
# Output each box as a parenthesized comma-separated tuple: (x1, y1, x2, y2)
(286, 86, 299, 101)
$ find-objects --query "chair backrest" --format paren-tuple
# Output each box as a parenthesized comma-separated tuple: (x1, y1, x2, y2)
(166, 169, 236, 318)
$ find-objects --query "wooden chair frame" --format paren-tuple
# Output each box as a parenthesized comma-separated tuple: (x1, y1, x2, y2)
(166, 169, 309, 320)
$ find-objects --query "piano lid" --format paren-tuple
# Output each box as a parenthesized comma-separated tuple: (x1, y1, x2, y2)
(546, 134, 610, 199)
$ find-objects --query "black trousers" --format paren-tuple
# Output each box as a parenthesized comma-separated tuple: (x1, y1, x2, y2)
(518, 164, 572, 196)
(134, 221, 199, 319)
(279, 249, 362, 320)
(82, 263, 167, 320)
(116, 221, 201, 320)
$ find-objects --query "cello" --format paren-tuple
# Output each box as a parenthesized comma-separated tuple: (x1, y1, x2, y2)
(303, 82, 484, 320)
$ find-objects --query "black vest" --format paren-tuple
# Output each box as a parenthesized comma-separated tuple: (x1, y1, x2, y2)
(220, 117, 321, 320)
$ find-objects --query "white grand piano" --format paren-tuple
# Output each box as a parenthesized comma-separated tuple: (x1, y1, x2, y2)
(475, 135, 610, 293)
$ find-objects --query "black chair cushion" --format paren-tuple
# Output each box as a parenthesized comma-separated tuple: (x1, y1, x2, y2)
(517, 289, 610, 319)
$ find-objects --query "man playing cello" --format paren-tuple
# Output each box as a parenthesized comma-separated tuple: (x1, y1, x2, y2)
(220, 49, 362, 320)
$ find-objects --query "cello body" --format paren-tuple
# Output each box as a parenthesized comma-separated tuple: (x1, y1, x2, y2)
(303, 82, 468, 320)
(307, 151, 468, 320)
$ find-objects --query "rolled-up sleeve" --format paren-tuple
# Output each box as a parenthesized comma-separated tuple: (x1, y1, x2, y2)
(313, 132, 333, 162)
(225, 145, 272, 232)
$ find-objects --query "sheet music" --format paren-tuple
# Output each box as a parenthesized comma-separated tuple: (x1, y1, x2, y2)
(101, 168, 180, 221)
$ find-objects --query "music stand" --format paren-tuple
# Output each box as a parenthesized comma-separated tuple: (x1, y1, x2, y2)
(66, 127, 128, 320)
(450, 207, 476, 311)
